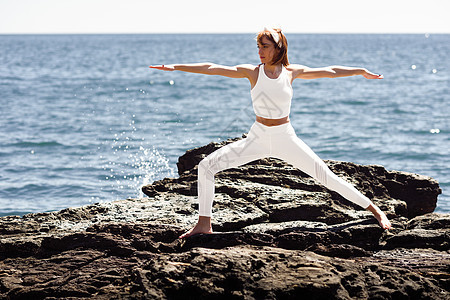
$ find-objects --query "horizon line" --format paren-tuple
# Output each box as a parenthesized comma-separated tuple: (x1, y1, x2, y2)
(0, 31, 448, 35)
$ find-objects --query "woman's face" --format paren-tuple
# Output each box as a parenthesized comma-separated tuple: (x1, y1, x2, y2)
(257, 36, 277, 65)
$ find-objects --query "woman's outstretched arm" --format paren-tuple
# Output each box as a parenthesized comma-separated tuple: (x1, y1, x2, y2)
(149, 63, 255, 79)
(290, 64, 383, 80)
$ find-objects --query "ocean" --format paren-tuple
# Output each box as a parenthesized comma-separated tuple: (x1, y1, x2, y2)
(0, 33, 448, 216)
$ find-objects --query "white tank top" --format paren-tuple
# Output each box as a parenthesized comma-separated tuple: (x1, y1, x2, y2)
(251, 64, 293, 119)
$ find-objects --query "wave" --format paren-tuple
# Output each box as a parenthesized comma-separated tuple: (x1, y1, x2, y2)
(0, 76, 24, 81)
(6, 141, 66, 148)
(1, 182, 89, 200)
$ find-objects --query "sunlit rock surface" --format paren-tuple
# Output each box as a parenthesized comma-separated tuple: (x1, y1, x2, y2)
(1, 137, 447, 299)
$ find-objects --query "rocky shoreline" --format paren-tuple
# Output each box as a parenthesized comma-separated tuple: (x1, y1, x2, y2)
(1, 137, 448, 299)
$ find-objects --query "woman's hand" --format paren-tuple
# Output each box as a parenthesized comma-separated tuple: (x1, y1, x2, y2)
(149, 64, 175, 71)
(362, 69, 384, 79)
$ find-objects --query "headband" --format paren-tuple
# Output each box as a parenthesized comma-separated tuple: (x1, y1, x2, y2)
(264, 27, 281, 46)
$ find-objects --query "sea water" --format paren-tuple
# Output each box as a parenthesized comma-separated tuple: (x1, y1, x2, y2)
(0, 34, 448, 216)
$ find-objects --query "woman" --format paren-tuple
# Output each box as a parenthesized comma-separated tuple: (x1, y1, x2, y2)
(150, 27, 392, 239)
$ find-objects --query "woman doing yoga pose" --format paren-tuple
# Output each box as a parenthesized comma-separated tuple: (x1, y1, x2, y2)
(150, 27, 392, 239)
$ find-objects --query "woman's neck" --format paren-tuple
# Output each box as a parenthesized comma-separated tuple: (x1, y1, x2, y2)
(264, 63, 282, 75)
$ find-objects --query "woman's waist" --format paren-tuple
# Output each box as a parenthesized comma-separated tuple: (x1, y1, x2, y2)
(256, 115, 290, 126)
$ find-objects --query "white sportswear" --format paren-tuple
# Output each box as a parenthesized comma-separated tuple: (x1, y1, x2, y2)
(251, 64, 292, 119)
(197, 64, 373, 217)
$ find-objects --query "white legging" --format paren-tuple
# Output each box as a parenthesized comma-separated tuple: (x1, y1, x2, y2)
(197, 121, 372, 217)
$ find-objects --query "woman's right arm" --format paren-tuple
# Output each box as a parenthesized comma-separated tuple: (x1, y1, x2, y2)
(149, 63, 255, 79)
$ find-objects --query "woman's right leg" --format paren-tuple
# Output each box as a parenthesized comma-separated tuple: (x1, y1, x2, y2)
(180, 129, 270, 238)
(197, 134, 270, 217)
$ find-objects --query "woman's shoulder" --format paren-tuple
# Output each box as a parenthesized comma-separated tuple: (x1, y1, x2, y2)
(286, 64, 311, 79)
(236, 64, 259, 71)
(234, 64, 260, 86)
(286, 64, 308, 71)
(235, 64, 260, 80)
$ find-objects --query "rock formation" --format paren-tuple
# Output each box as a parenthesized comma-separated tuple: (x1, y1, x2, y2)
(0, 137, 448, 299)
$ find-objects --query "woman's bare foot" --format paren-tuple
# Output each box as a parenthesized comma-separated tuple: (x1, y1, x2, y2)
(366, 203, 392, 230)
(179, 216, 213, 239)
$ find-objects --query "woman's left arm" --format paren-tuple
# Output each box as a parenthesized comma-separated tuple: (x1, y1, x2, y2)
(291, 64, 383, 80)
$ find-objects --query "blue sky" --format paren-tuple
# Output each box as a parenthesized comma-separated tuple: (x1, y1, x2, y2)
(1, 0, 449, 34)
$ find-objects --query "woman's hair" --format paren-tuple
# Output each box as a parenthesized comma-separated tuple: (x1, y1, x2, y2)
(256, 28, 289, 66)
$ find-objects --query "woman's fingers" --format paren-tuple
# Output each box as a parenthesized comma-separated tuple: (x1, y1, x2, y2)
(368, 74, 383, 79)
(363, 72, 384, 79)
(149, 64, 175, 71)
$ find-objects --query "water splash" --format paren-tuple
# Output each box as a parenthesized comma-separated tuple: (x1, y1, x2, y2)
(130, 146, 175, 198)
(102, 141, 175, 199)
(100, 115, 175, 200)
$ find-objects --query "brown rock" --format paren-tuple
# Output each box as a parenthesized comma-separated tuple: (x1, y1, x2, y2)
(0, 136, 448, 299)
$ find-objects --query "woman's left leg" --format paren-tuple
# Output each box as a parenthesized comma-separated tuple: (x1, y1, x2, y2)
(270, 125, 391, 229)
(270, 126, 372, 209)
